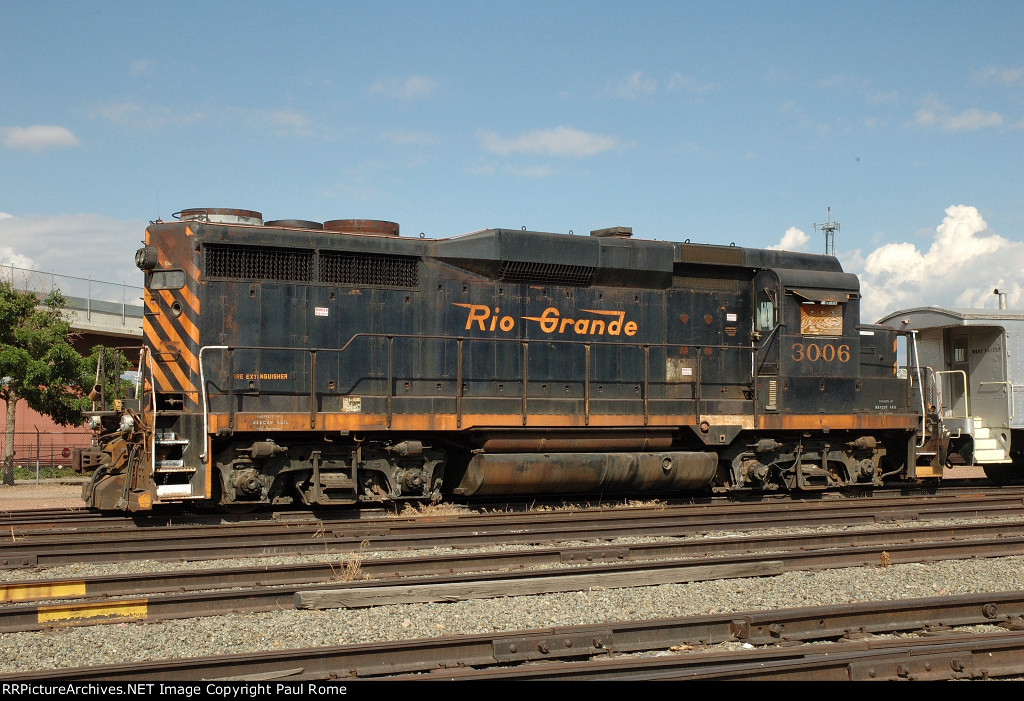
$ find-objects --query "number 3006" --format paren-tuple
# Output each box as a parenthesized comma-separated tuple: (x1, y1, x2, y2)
(790, 342, 850, 362)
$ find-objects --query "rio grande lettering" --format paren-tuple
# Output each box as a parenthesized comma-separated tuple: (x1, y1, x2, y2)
(455, 303, 638, 337)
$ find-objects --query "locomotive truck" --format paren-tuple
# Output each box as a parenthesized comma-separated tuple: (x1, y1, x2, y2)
(79, 208, 939, 512)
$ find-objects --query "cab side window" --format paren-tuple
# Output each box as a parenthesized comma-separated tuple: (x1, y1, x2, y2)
(755, 292, 775, 332)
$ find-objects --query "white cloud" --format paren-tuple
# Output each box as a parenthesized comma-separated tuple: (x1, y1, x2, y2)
(614, 71, 657, 100)
(665, 72, 717, 95)
(368, 76, 437, 100)
(768, 226, 811, 251)
(476, 126, 618, 158)
(91, 100, 207, 129)
(0, 247, 35, 269)
(974, 66, 1024, 86)
(0, 213, 146, 296)
(851, 205, 1024, 322)
(912, 97, 1004, 132)
(608, 71, 716, 101)
(2, 125, 80, 152)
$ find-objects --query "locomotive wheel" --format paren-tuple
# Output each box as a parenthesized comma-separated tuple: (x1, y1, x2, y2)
(222, 502, 259, 514)
(983, 463, 1022, 485)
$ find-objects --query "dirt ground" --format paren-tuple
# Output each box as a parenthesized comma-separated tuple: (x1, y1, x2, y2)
(0, 481, 87, 512)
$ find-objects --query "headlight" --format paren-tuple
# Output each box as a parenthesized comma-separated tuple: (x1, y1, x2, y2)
(119, 414, 135, 432)
(135, 246, 159, 270)
(88, 415, 102, 430)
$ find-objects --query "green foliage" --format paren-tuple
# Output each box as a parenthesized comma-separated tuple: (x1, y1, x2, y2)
(12, 464, 81, 481)
(81, 345, 137, 404)
(1, 281, 91, 484)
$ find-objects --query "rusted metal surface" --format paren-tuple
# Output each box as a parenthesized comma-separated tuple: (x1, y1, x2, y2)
(452, 451, 717, 496)
(322, 219, 399, 236)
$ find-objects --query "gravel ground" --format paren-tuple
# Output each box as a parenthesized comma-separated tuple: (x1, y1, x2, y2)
(0, 481, 85, 512)
(1, 478, 1022, 677)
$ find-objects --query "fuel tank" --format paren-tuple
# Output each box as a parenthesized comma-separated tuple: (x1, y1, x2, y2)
(450, 451, 718, 496)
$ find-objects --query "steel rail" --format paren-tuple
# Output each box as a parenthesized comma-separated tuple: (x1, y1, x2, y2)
(3, 482, 1020, 530)
(3, 518, 1024, 605)
(5, 591, 1024, 681)
(4, 524, 1024, 633)
(4, 492, 1024, 568)
(397, 629, 1024, 681)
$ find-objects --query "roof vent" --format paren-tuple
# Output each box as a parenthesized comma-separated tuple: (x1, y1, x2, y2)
(590, 226, 632, 238)
(175, 208, 264, 226)
(323, 219, 400, 237)
(264, 219, 324, 230)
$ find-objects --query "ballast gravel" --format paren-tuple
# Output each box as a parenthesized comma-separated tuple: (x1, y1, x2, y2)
(3, 518, 1024, 675)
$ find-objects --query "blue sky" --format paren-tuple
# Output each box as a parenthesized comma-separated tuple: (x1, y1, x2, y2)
(1, 0, 1023, 321)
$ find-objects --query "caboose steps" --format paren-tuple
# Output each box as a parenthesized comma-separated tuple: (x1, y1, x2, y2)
(971, 423, 1011, 464)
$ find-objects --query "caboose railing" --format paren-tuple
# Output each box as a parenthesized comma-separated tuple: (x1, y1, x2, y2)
(196, 333, 760, 439)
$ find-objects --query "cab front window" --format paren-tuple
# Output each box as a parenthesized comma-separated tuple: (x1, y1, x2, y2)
(799, 301, 843, 336)
(147, 270, 186, 290)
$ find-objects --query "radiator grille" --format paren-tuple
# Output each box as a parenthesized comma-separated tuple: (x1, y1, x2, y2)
(205, 245, 313, 282)
(498, 260, 595, 287)
(319, 251, 419, 287)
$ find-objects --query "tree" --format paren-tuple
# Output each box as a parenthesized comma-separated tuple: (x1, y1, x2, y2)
(0, 281, 90, 485)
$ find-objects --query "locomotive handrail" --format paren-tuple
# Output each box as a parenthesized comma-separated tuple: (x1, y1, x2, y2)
(195, 333, 763, 438)
(909, 331, 927, 448)
(198, 345, 229, 461)
(142, 345, 157, 475)
(935, 370, 970, 420)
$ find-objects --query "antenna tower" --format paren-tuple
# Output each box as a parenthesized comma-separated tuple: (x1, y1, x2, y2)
(814, 207, 840, 256)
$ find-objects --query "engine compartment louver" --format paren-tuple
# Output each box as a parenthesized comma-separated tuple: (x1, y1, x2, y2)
(319, 251, 419, 287)
(498, 260, 596, 287)
(205, 244, 313, 282)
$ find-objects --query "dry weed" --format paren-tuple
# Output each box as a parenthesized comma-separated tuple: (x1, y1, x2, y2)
(332, 553, 363, 582)
(391, 501, 470, 518)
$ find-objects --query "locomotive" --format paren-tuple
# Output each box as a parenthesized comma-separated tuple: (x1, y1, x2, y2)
(80, 208, 938, 512)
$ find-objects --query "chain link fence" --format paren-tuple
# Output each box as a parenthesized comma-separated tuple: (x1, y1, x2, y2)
(1, 431, 94, 481)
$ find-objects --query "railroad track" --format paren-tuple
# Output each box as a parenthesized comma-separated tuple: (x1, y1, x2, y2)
(1, 481, 1017, 531)
(3, 489, 1024, 568)
(4, 487, 1024, 680)
(4, 591, 1023, 681)
(4, 518, 1024, 632)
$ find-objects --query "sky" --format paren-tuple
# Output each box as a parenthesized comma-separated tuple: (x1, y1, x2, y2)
(1, 0, 1023, 322)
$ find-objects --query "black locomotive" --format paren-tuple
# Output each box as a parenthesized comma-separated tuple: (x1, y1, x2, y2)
(81, 208, 933, 511)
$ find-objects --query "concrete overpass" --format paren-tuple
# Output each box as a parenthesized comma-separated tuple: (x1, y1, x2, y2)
(63, 294, 143, 352)
(3, 264, 143, 351)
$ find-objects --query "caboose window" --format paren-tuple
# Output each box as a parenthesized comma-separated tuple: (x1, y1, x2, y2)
(800, 302, 843, 336)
